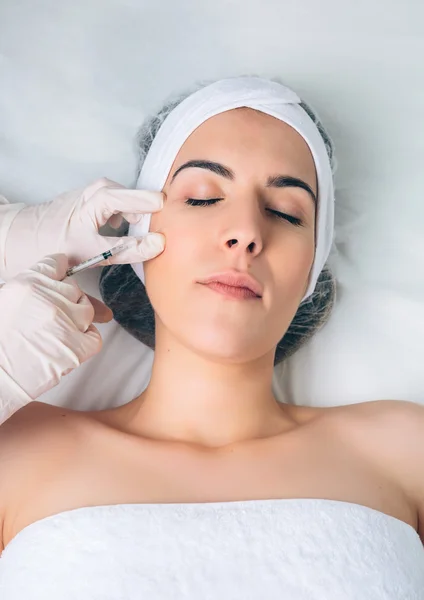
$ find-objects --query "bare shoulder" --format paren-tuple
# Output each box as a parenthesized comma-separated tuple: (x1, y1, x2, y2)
(326, 398, 424, 444)
(0, 400, 89, 491)
(1, 398, 100, 463)
(330, 397, 424, 427)
(329, 399, 424, 491)
(0, 400, 89, 448)
(0, 401, 91, 551)
(291, 397, 424, 433)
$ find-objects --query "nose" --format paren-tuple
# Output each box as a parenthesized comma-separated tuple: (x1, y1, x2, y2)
(221, 205, 264, 258)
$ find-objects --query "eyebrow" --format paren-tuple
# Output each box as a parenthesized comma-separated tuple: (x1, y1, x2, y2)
(170, 159, 317, 204)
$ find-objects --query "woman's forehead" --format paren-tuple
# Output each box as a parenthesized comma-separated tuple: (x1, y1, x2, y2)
(165, 108, 317, 194)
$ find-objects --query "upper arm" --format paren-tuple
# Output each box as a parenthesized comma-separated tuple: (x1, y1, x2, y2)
(0, 402, 42, 552)
(0, 401, 79, 551)
(396, 402, 424, 542)
(341, 399, 424, 541)
(402, 405, 424, 544)
(365, 399, 424, 541)
(0, 508, 4, 554)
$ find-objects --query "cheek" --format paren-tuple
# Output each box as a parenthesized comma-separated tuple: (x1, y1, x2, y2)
(143, 211, 203, 293)
(271, 236, 315, 299)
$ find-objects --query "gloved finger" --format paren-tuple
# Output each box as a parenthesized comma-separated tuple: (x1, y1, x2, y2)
(29, 253, 70, 281)
(61, 325, 102, 377)
(26, 255, 85, 304)
(86, 188, 164, 229)
(62, 366, 75, 377)
(80, 177, 127, 201)
(90, 233, 165, 265)
(59, 277, 85, 303)
(107, 209, 152, 228)
(86, 293, 113, 323)
(107, 211, 144, 228)
(66, 324, 103, 367)
(120, 212, 144, 224)
(73, 293, 113, 329)
(108, 213, 124, 229)
(71, 293, 96, 333)
(81, 178, 128, 228)
(80, 324, 103, 362)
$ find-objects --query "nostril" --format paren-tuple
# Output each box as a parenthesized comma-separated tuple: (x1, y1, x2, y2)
(227, 239, 238, 248)
(247, 242, 256, 253)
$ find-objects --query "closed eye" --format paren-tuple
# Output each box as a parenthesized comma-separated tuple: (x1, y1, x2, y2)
(185, 198, 303, 227)
(185, 198, 223, 206)
(267, 209, 303, 227)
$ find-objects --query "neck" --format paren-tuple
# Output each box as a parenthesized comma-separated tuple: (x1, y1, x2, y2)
(121, 328, 295, 449)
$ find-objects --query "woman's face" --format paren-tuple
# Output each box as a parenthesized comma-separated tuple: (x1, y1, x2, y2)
(144, 107, 317, 363)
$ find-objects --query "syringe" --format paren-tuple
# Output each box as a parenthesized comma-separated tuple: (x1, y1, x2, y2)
(65, 240, 133, 278)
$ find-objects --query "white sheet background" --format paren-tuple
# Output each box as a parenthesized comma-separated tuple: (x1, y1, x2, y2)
(0, 0, 423, 411)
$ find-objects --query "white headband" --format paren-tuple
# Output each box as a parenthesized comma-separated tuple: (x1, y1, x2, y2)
(129, 76, 335, 302)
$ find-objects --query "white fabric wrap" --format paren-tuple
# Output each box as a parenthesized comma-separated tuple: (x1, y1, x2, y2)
(129, 77, 335, 302)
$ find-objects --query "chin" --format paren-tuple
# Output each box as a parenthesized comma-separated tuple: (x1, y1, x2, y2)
(184, 325, 269, 364)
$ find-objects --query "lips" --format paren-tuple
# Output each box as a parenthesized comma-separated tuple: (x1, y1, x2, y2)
(198, 271, 263, 300)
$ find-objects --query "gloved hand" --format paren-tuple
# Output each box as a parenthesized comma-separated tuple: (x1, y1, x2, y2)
(0, 178, 165, 281)
(0, 254, 111, 424)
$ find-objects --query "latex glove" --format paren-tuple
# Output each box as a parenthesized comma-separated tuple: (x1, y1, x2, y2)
(0, 254, 111, 425)
(0, 178, 165, 281)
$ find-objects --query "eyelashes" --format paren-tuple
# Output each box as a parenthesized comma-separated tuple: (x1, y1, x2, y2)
(185, 198, 304, 227)
(185, 198, 223, 207)
(266, 208, 303, 227)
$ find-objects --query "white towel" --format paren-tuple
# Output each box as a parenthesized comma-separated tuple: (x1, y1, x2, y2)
(0, 498, 423, 599)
